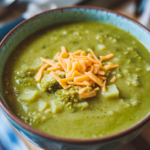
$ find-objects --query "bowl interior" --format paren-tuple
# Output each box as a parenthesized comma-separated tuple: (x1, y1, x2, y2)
(0, 7, 150, 141)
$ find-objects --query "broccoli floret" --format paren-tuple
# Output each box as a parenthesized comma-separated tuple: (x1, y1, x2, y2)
(56, 86, 83, 103)
(15, 67, 38, 78)
(40, 71, 65, 92)
(14, 67, 38, 87)
(15, 77, 36, 87)
(40, 74, 62, 92)
(55, 70, 65, 78)
(55, 86, 90, 111)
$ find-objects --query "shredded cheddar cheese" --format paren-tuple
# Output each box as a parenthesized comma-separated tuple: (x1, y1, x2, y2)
(102, 80, 106, 92)
(74, 75, 89, 82)
(50, 71, 70, 89)
(88, 48, 102, 65)
(78, 87, 91, 94)
(40, 57, 56, 67)
(100, 53, 114, 61)
(98, 70, 105, 75)
(72, 71, 83, 77)
(104, 62, 119, 71)
(35, 46, 119, 98)
(47, 66, 58, 72)
(110, 76, 117, 83)
(68, 81, 91, 86)
(73, 50, 82, 55)
(57, 56, 67, 72)
(80, 90, 96, 98)
(35, 64, 48, 82)
(85, 72, 103, 87)
(61, 46, 67, 53)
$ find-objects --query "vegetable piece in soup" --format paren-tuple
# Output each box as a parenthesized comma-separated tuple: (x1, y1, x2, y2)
(3, 21, 150, 138)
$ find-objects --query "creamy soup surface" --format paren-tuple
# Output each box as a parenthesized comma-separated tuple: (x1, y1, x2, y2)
(3, 22, 150, 138)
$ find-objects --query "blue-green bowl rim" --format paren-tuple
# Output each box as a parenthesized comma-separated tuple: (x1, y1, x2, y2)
(0, 6, 149, 144)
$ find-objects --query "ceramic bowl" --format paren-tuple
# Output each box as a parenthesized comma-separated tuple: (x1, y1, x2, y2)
(0, 6, 150, 150)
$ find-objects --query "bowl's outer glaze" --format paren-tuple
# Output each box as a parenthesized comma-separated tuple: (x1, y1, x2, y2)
(0, 6, 150, 150)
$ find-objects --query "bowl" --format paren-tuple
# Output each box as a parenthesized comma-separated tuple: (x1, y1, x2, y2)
(0, 6, 150, 150)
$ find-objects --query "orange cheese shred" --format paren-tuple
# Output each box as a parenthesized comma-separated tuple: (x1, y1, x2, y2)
(98, 70, 105, 75)
(58, 56, 67, 72)
(50, 71, 61, 81)
(75, 56, 88, 59)
(85, 59, 92, 67)
(54, 52, 61, 60)
(80, 51, 86, 56)
(68, 81, 91, 86)
(73, 50, 82, 55)
(102, 80, 106, 92)
(87, 54, 99, 64)
(93, 64, 100, 74)
(100, 53, 114, 61)
(79, 87, 99, 98)
(69, 53, 75, 59)
(35, 46, 119, 99)
(60, 52, 69, 58)
(110, 76, 117, 83)
(74, 75, 89, 82)
(40, 57, 56, 67)
(59, 77, 73, 83)
(89, 66, 94, 72)
(50, 71, 70, 89)
(72, 71, 83, 77)
(104, 62, 119, 71)
(85, 72, 103, 87)
(88, 48, 102, 65)
(94, 87, 100, 91)
(47, 66, 58, 72)
(56, 62, 64, 70)
(80, 90, 96, 98)
(78, 60, 86, 73)
(66, 61, 78, 77)
(63, 58, 72, 73)
(61, 46, 67, 53)
(78, 87, 91, 94)
(60, 46, 69, 58)
(97, 75, 107, 80)
(35, 64, 49, 82)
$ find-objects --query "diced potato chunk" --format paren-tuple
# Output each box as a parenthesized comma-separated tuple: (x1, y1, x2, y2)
(22, 105, 28, 112)
(38, 100, 49, 111)
(146, 65, 150, 71)
(103, 84, 119, 99)
(130, 99, 139, 107)
(97, 44, 107, 50)
(76, 101, 89, 110)
(107, 111, 114, 115)
(44, 108, 51, 113)
(18, 90, 39, 102)
(51, 101, 63, 114)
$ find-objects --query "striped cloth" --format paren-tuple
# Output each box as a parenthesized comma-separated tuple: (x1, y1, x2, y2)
(0, 110, 29, 150)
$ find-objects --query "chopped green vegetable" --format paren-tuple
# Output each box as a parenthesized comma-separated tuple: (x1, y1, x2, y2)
(40, 71, 65, 92)
(40, 74, 61, 92)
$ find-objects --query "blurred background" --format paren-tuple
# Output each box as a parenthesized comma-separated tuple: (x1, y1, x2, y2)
(0, 0, 150, 150)
(1, 0, 150, 28)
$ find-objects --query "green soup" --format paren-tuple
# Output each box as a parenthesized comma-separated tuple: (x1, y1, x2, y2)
(3, 21, 150, 138)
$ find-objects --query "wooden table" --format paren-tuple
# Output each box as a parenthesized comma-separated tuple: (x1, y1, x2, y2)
(1, 0, 150, 149)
